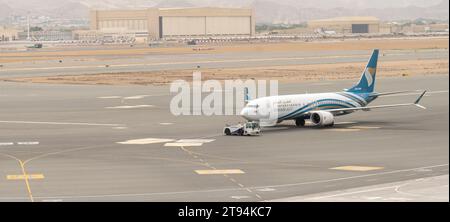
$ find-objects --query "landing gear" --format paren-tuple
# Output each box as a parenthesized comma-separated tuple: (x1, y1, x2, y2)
(295, 118, 305, 127)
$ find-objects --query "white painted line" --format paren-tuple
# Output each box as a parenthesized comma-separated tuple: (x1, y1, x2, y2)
(0, 142, 14, 146)
(175, 139, 215, 143)
(105, 105, 154, 109)
(123, 95, 151, 100)
(15, 164, 446, 201)
(17, 142, 40, 145)
(349, 126, 381, 129)
(305, 185, 400, 201)
(0, 120, 122, 127)
(159, 123, 174, 125)
(257, 188, 276, 192)
(325, 128, 361, 132)
(231, 196, 251, 200)
(334, 122, 357, 125)
(311, 82, 333, 86)
(413, 168, 432, 172)
(97, 96, 122, 99)
(42, 199, 63, 202)
(0, 54, 367, 72)
(117, 138, 174, 145)
(331, 166, 384, 172)
(113, 127, 128, 130)
(165, 142, 203, 147)
(195, 169, 245, 175)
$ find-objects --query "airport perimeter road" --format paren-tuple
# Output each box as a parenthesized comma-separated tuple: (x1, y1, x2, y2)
(0, 75, 448, 201)
(0, 49, 448, 77)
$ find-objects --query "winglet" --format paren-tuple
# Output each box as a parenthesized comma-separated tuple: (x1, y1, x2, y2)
(414, 90, 427, 109)
(244, 87, 251, 103)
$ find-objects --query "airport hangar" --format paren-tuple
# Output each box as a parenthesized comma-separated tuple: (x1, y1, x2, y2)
(89, 7, 255, 41)
(308, 16, 381, 34)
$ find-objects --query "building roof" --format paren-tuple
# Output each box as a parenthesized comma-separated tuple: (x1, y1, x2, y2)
(309, 16, 380, 23)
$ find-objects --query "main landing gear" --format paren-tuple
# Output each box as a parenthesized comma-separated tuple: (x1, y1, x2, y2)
(295, 118, 305, 127)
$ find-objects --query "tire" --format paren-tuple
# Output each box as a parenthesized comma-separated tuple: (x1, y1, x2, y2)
(295, 118, 305, 127)
(224, 128, 231, 135)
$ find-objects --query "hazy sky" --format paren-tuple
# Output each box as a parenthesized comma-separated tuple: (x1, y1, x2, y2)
(1, 0, 445, 10)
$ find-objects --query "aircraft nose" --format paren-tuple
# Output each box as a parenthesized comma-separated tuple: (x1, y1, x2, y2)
(240, 108, 249, 118)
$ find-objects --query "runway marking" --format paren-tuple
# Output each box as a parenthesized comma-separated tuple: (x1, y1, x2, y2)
(7, 174, 44, 180)
(304, 185, 399, 201)
(17, 164, 447, 201)
(0, 141, 40, 146)
(349, 126, 381, 129)
(42, 199, 63, 202)
(180, 145, 263, 201)
(176, 139, 215, 143)
(159, 123, 174, 125)
(123, 95, 151, 100)
(195, 169, 245, 175)
(334, 122, 357, 125)
(0, 142, 14, 146)
(97, 96, 122, 99)
(0, 54, 374, 72)
(413, 168, 432, 172)
(0, 120, 123, 127)
(165, 142, 203, 147)
(105, 105, 153, 109)
(325, 128, 361, 132)
(113, 127, 128, 130)
(231, 196, 251, 200)
(117, 138, 174, 145)
(311, 82, 333, 86)
(257, 188, 276, 192)
(17, 141, 40, 145)
(330, 166, 384, 172)
(164, 139, 215, 147)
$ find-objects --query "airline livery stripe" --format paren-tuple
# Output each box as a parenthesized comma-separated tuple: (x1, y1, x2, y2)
(279, 99, 356, 120)
(337, 92, 367, 106)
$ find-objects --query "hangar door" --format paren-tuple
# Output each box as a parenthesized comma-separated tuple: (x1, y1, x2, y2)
(352, 24, 369, 33)
(162, 16, 206, 36)
(206, 16, 251, 35)
(161, 16, 251, 36)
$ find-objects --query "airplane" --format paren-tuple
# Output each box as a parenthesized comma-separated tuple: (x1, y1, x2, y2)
(240, 49, 427, 127)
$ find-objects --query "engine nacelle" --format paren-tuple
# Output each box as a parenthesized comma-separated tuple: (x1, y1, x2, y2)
(310, 111, 335, 126)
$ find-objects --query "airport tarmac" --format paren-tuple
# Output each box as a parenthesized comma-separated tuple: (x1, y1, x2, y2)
(0, 48, 448, 77)
(0, 74, 448, 202)
(273, 174, 449, 202)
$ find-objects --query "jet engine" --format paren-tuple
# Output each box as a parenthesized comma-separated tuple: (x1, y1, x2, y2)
(310, 111, 335, 127)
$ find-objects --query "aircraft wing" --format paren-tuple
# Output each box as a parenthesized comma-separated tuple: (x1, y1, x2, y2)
(371, 90, 425, 97)
(308, 90, 427, 114)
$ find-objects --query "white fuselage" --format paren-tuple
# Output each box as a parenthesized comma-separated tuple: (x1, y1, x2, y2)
(240, 92, 371, 121)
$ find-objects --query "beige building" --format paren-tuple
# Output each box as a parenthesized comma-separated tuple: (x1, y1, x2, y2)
(90, 7, 255, 40)
(0, 26, 19, 41)
(308, 16, 380, 34)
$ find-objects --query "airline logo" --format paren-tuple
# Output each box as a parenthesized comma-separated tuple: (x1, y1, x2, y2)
(364, 67, 375, 86)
